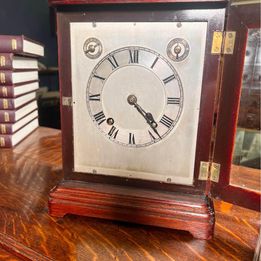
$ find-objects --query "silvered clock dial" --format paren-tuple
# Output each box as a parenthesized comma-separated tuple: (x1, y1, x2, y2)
(70, 22, 207, 185)
(86, 46, 183, 148)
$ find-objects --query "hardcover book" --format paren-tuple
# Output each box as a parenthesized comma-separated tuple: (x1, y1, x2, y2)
(0, 118, 38, 148)
(0, 110, 38, 134)
(0, 70, 38, 85)
(0, 81, 39, 98)
(0, 53, 38, 70)
(0, 100, 37, 123)
(0, 35, 44, 57)
(0, 92, 36, 110)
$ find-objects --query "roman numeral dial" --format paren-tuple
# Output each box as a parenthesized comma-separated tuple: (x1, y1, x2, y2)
(93, 74, 106, 82)
(160, 115, 174, 128)
(163, 75, 175, 85)
(107, 55, 119, 70)
(93, 111, 106, 125)
(129, 49, 139, 64)
(167, 97, 180, 105)
(129, 133, 135, 145)
(89, 94, 101, 101)
(87, 46, 183, 148)
(108, 126, 119, 139)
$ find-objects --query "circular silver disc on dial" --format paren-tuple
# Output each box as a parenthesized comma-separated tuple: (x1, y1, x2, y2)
(167, 38, 190, 62)
(83, 37, 103, 59)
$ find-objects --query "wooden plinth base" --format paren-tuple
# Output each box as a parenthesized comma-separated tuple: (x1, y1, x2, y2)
(48, 181, 215, 240)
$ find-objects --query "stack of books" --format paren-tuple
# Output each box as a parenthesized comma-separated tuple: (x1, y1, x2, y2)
(0, 35, 44, 148)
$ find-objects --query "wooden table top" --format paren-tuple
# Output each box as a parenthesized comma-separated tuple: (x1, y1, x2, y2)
(0, 127, 259, 261)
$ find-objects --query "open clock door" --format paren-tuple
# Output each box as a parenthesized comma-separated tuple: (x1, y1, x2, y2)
(212, 1, 260, 211)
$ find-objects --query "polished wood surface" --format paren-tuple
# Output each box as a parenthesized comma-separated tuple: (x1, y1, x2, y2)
(212, 3, 260, 211)
(57, 8, 225, 195)
(49, 181, 215, 240)
(0, 127, 259, 260)
(0, 247, 20, 261)
(231, 164, 261, 192)
(53, 1, 226, 244)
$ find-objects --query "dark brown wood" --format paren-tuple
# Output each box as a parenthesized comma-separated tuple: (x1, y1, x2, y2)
(49, 0, 227, 6)
(57, 7, 226, 195)
(212, 3, 260, 211)
(0, 247, 21, 261)
(49, 181, 215, 240)
(0, 233, 52, 261)
(0, 127, 259, 260)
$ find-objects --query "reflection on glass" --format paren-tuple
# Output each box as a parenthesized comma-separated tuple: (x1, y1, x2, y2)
(231, 28, 261, 192)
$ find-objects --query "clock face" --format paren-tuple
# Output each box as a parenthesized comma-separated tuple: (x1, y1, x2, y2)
(70, 22, 207, 185)
(86, 46, 183, 148)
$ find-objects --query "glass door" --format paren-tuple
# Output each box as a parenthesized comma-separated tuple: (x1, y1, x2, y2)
(212, 2, 260, 211)
(231, 28, 260, 192)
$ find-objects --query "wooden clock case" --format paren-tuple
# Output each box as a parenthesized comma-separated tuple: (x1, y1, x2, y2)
(48, 0, 260, 240)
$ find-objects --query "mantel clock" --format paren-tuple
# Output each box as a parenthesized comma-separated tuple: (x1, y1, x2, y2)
(48, 0, 260, 239)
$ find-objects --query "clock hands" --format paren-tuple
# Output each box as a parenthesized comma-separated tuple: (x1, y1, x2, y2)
(85, 43, 100, 54)
(174, 44, 182, 60)
(127, 95, 162, 139)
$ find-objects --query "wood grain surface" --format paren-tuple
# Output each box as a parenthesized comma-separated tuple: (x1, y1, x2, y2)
(231, 164, 261, 192)
(0, 247, 20, 261)
(49, 181, 215, 240)
(0, 127, 259, 260)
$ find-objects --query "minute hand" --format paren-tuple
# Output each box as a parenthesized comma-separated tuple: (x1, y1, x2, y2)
(132, 102, 162, 139)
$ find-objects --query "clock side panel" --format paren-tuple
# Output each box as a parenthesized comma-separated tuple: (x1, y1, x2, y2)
(57, 8, 225, 194)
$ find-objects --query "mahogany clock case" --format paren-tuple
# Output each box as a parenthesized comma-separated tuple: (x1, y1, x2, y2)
(49, 0, 226, 5)
(49, 1, 260, 240)
(56, 4, 226, 195)
(212, 3, 260, 211)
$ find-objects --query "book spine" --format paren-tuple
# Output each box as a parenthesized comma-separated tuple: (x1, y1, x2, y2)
(0, 36, 23, 53)
(0, 86, 14, 98)
(0, 123, 13, 135)
(0, 70, 12, 85)
(0, 53, 13, 70)
(0, 111, 15, 123)
(0, 98, 14, 110)
(0, 135, 12, 148)
(0, 115, 38, 135)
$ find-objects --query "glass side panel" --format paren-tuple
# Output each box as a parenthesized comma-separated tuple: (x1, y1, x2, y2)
(231, 28, 261, 192)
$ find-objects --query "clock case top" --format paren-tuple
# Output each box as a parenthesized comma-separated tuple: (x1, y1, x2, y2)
(49, 0, 227, 6)
(56, 3, 226, 196)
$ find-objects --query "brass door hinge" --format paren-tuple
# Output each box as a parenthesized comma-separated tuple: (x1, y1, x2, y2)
(62, 96, 72, 106)
(211, 31, 236, 55)
(199, 161, 221, 182)
(223, 32, 236, 54)
(211, 31, 223, 54)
